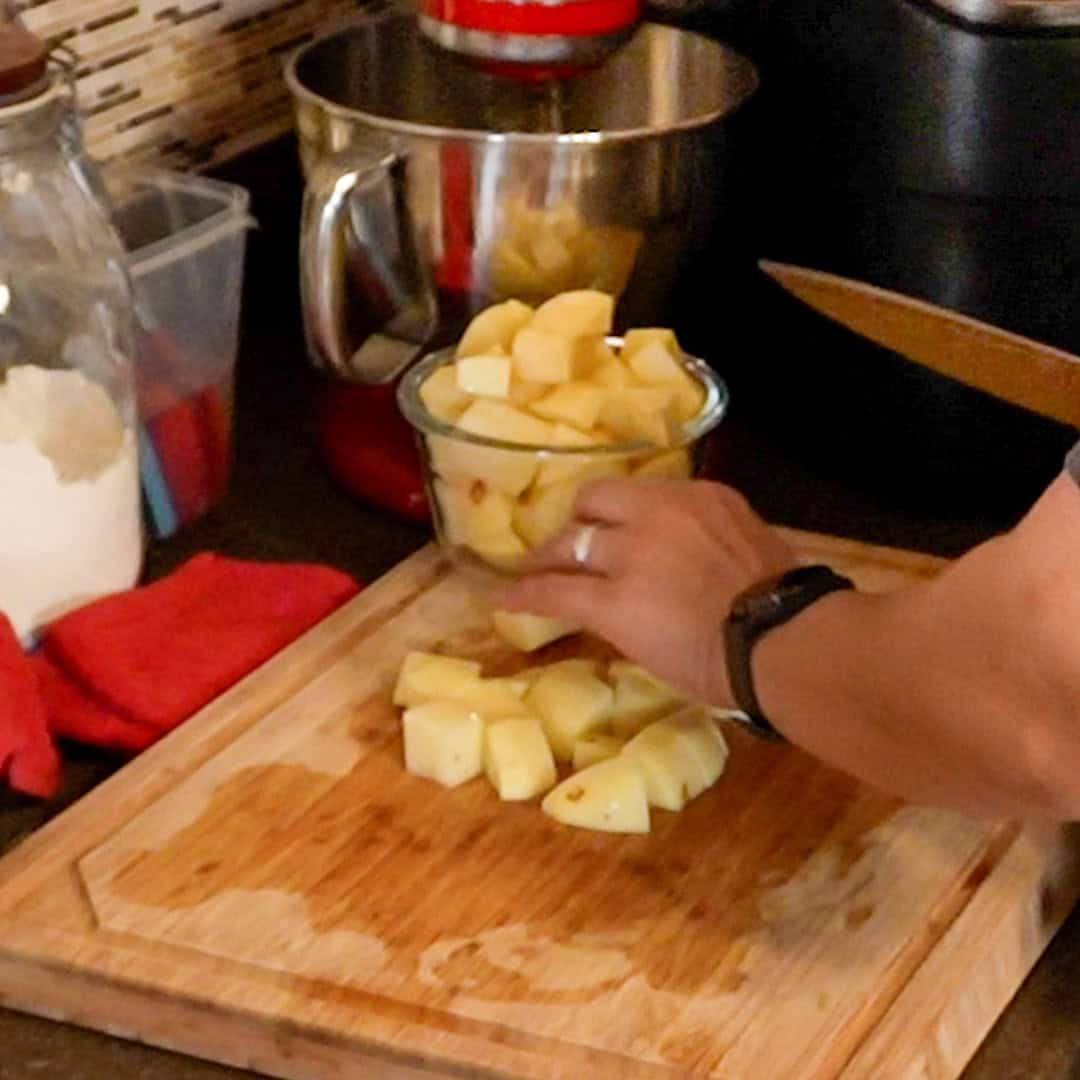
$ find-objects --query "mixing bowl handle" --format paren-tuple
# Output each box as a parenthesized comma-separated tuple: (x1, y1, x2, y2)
(299, 149, 439, 384)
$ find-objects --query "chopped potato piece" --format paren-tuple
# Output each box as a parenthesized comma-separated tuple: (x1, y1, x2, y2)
(427, 435, 537, 497)
(419, 364, 472, 423)
(529, 290, 615, 339)
(492, 610, 580, 652)
(621, 327, 681, 359)
(572, 732, 627, 771)
(456, 398, 554, 447)
(624, 339, 687, 386)
(598, 387, 680, 448)
(485, 717, 557, 800)
(621, 722, 695, 811)
(393, 652, 483, 708)
(457, 299, 534, 358)
(579, 338, 619, 378)
(511, 326, 580, 384)
(512, 479, 580, 550)
(631, 449, 692, 480)
(403, 701, 484, 788)
(591, 358, 634, 390)
(529, 381, 607, 431)
(660, 709, 729, 790)
(455, 352, 512, 399)
(608, 660, 688, 736)
(508, 377, 548, 407)
(535, 448, 629, 492)
(541, 757, 650, 833)
(454, 676, 535, 722)
(525, 663, 614, 761)
(434, 479, 528, 566)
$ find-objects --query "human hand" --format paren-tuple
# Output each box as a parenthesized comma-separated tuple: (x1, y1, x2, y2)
(496, 477, 798, 705)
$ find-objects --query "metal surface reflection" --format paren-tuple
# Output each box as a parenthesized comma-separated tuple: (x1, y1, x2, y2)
(288, 9, 757, 382)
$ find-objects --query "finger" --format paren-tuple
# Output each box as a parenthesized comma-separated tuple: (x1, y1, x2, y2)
(573, 475, 691, 525)
(519, 521, 614, 577)
(496, 571, 615, 630)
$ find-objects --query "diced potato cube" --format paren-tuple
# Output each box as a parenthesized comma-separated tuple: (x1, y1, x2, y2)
(598, 387, 680, 448)
(457, 299, 534, 358)
(534, 448, 629, 491)
(541, 757, 650, 834)
(621, 722, 694, 811)
(528, 381, 607, 431)
(454, 676, 536, 721)
(572, 732, 626, 771)
(393, 651, 483, 708)
(492, 610, 580, 652)
(621, 328, 681, 359)
(508, 377, 548, 407)
(608, 660, 687, 736)
(434, 479, 528, 565)
(660, 708, 729, 789)
(579, 339, 619, 378)
(628, 720, 713, 802)
(591, 359, 634, 390)
(529, 227, 574, 276)
(456, 398, 554, 447)
(491, 245, 547, 300)
(624, 339, 686, 386)
(549, 422, 601, 449)
(420, 365, 472, 423)
(484, 717, 557, 800)
(622, 340, 706, 421)
(511, 326, 579, 384)
(512, 479, 580, 550)
(455, 352, 512, 399)
(402, 701, 484, 788)
(525, 664, 614, 761)
(427, 435, 538, 498)
(529, 290, 615, 339)
(671, 377, 707, 423)
(631, 449, 692, 480)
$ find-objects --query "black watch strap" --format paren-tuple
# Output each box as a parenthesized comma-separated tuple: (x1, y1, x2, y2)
(723, 564, 855, 741)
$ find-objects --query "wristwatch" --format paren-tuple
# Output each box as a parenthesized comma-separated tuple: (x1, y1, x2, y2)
(723, 564, 855, 741)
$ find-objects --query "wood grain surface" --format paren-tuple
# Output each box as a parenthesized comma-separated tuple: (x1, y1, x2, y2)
(0, 533, 1076, 1080)
(759, 261, 1080, 429)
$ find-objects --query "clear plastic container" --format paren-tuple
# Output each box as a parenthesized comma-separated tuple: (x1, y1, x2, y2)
(105, 167, 255, 538)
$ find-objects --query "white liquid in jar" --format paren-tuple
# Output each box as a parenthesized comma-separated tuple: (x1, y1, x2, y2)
(0, 365, 142, 643)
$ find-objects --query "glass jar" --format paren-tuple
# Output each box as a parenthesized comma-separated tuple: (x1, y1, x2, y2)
(0, 37, 143, 644)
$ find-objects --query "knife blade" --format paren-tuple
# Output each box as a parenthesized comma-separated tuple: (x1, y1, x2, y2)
(759, 260, 1080, 430)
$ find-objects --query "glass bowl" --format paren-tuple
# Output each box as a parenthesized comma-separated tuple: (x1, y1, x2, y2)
(397, 338, 729, 575)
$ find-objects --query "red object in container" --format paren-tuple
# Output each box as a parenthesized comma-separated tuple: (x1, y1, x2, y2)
(316, 380, 431, 524)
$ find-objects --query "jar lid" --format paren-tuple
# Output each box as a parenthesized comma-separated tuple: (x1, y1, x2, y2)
(0, 23, 47, 100)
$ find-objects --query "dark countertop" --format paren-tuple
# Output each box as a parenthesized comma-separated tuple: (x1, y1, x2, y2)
(1, 136, 1078, 1079)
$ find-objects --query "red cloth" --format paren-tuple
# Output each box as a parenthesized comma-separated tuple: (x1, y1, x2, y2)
(0, 614, 60, 798)
(1, 554, 360, 798)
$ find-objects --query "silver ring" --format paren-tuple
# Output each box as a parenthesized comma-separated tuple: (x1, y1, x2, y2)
(571, 524, 596, 568)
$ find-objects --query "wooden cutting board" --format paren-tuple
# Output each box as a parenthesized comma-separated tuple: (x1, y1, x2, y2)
(0, 531, 1077, 1080)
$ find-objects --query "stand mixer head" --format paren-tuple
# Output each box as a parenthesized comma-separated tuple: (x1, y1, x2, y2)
(414, 0, 643, 78)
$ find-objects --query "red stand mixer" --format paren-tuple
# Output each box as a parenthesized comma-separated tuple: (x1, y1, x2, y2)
(287, 0, 755, 521)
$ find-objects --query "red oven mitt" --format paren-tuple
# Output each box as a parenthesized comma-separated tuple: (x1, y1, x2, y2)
(1, 554, 360, 797)
(39, 553, 360, 735)
(0, 614, 61, 798)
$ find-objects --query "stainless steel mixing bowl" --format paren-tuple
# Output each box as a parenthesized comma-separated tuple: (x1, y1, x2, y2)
(286, 8, 758, 383)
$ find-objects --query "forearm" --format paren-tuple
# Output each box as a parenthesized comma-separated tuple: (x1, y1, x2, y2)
(752, 483, 1080, 821)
